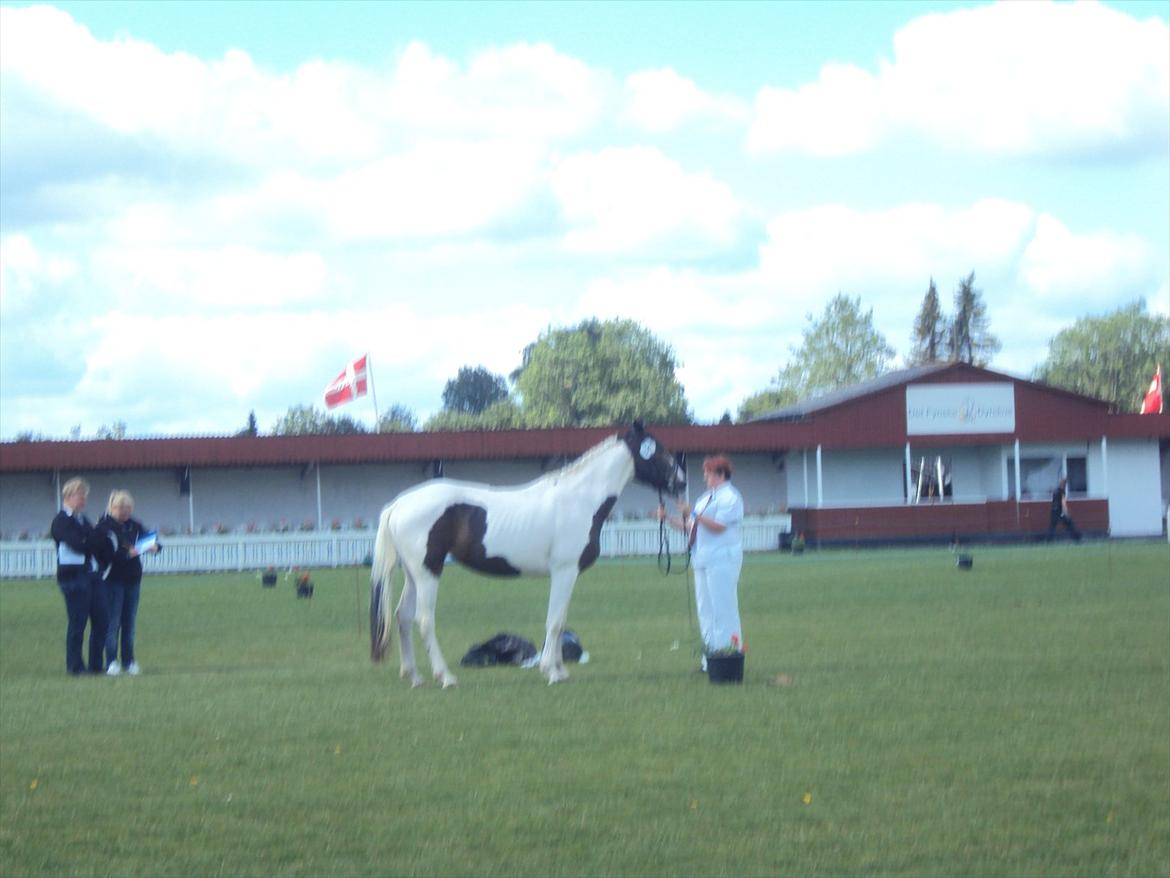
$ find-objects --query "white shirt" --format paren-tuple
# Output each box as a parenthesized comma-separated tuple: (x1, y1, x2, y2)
(691, 481, 744, 565)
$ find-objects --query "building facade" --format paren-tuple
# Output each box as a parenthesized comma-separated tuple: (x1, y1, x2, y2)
(2, 364, 1167, 547)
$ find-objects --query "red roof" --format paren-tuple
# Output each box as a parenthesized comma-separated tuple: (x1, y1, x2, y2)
(3, 365, 1166, 473)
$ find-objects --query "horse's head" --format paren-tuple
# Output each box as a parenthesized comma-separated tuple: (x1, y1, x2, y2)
(622, 422, 686, 496)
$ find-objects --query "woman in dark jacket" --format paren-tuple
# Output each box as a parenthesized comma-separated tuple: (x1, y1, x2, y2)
(50, 477, 109, 674)
(96, 490, 160, 676)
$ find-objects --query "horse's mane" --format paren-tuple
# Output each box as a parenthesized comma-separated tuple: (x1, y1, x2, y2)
(538, 434, 624, 484)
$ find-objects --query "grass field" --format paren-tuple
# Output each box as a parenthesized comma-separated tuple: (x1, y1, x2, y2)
(1, 543, 1168, 877)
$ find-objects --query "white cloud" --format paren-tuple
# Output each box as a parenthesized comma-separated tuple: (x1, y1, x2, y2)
(759, 199, 1037, 297)
(748, 1, 1170, 157)
(0, 234, 78, 317)
(748, 63, 885, 157)
(0, 9, 606, 169)
(756, 198, 1166, 377)
(624, 67, 748, 133)
(91, 244, 329, 309)
(1019, 214, 1155, 307)
(552, 146, 748, 255)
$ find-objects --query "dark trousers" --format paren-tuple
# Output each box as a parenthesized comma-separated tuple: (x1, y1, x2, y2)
(104, 581, 141, 666)
(59, 572, 108, 674)
(1047, 510, 1082, 542)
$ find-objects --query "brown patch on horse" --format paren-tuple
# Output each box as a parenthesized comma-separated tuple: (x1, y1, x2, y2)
(578, 496, 617, 572)
(425, 504, 521, 577)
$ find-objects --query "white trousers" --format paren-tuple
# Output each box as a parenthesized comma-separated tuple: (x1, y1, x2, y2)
(693, 550, 743, 653)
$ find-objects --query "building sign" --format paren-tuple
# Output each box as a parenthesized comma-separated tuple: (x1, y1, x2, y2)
(906, 383, 1016, 435)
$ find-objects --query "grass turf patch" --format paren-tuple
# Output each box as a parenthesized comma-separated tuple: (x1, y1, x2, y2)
(2, 543, 1168, 877)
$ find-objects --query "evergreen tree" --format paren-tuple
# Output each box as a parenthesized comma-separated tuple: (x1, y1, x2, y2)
(947, 271, 1000, 365)
(908, 279, 945, 365)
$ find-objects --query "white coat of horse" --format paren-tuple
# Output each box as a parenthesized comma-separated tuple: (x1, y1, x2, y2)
(370, 423, 685, 686)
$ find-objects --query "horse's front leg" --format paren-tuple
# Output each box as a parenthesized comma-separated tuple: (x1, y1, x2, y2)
(540, 565, 579, 684)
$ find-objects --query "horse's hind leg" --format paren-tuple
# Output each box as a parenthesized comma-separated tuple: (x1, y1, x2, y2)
(411, 566, 457, 689)
(395, 569, 423, 688)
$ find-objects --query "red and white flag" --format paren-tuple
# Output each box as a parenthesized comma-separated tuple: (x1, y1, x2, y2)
(1140, 365, 1162, 415)
(323, 355, 369, 409)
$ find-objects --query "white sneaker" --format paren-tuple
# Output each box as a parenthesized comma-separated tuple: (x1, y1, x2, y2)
(106, 660, 121, 676)
(127, 662, 141, 676)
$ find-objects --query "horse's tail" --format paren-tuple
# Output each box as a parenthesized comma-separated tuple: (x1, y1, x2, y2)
(370, 503, 398, 662)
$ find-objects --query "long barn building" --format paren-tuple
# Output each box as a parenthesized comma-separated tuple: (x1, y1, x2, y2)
(2, 364, 1167, 546)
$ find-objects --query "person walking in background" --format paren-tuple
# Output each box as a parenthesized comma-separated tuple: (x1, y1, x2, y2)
(49, 477, 108, 675)
(1047, 477, 1082, 542)
(659, 455, 745, 668)
(96, 490, 160, 676)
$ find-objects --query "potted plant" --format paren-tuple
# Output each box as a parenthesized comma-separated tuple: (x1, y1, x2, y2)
(295, 572, 314, 599)
(261, 566, 277, 587)
(791, 532, 806, 555)
(706, 634, 745, 684)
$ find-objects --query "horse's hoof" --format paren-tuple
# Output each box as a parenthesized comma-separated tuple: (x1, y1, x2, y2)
(401, 667, 422, 686)
(440, 675, 458, 689)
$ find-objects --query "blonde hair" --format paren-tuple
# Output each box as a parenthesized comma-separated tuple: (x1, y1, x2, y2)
(107, 490, 135, 514)
(61, 477, 90, 500)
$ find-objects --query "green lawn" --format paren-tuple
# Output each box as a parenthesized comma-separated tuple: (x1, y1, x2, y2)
(2, 543, 1168, 877)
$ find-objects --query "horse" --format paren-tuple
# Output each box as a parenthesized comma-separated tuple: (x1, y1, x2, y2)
(369, 422, 686, 687)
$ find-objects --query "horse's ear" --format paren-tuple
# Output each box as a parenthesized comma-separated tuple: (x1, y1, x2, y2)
(631, 420, 645, 434)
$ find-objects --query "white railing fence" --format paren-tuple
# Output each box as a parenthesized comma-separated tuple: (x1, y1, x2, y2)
(1, 516, 791, 580)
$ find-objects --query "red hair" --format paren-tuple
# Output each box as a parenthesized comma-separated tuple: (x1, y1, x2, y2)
(703, 455, 733, 480)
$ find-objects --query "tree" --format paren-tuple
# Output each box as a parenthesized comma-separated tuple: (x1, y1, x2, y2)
(514, 318, 690, 427)
(441, 366, 509, 415)
(1034, 301, 1170, 410)
(737, 387, 800, 422)
(947, 272, 1000, 365)
(748, 294, 894, 414)
(376, 405, 418, 433)
(424, 399, 523, 431)
(908, 278, 946, 366)
(96, 420, 128, 440)
(271, 405, 368, 435)
(237, 411, 259, 437)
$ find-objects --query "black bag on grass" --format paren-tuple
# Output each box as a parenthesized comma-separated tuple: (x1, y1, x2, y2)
(460, 632, 538, 667)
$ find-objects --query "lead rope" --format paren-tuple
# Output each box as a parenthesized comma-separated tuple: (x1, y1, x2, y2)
(656, 489, 690, 576)
(657, 489, 699, 661)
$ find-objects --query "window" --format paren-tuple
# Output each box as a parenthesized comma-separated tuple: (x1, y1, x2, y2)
(1007, 454, 1087, 498)
(905, 455, 952, 501)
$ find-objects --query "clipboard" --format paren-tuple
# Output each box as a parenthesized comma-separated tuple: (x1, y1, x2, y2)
(134, 531, 158, 554)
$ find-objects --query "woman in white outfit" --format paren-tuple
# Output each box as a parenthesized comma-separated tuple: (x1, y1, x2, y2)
(659, 455, 744, 667)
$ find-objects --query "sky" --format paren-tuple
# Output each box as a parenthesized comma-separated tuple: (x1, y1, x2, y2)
(1, 0, 1167, 438)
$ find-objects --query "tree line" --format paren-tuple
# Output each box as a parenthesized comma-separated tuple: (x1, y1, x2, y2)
(263, 272, 1164, 434)
(13, 276, 1167, 441)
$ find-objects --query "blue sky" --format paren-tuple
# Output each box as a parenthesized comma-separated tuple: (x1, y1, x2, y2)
(1, 0, 1167, 437)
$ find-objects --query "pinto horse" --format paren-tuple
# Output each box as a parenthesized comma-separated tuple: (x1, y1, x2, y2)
(370, 423, 685, 687)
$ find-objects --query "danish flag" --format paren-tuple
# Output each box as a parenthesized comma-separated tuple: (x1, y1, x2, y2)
(323, 355, 369, 409)
(1140, 365, 1162, 415)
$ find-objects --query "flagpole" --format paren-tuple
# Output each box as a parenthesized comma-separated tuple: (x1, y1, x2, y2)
(367, 354, 381, 430)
